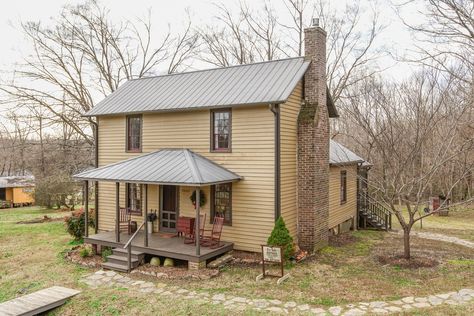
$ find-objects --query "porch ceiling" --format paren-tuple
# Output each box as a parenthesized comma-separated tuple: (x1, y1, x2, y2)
(73, 149, 242, 186)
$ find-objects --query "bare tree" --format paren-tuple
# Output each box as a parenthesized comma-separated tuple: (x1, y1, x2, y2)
(341, 69, 473, 259)
(0, 0, 199, 145)
(199, 0, 386, 104)
(396, 0, 474, 85)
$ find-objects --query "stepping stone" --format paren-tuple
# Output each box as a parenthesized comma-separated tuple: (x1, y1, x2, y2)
(284, 301, 297, 308)
(369, 301, 387, 308)
(266, 306, 284, 313)
(328, 306, 343, 315)
(297, 304, 310, 311)
(385, 306, 402, 312)
(401, 297, 414, 303)
(343, 308, 365, 316)
(212, 294, 226, 301)
(311, 307, 326, 314)
(412, 302, 431, 308)
(371, 308, 388, 314)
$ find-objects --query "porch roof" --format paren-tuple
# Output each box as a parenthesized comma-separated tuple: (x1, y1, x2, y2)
(73, 149, 242, 186)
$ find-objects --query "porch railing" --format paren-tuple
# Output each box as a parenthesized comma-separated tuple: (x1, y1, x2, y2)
(123, 220, 145, 272)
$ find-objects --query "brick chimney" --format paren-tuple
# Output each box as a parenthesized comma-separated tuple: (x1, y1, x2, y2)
(297, 19, 329, 251)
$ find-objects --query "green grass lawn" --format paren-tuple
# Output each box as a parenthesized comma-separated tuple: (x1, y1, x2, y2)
(0, 206, 473, 315)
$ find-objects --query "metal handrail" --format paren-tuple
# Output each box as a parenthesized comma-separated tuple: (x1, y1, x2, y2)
(123, 220, 146, 272)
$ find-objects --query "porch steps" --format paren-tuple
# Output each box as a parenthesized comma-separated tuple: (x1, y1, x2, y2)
(102, 248, 145, 272)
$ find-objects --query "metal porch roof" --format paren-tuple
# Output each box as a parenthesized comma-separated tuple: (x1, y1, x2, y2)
(72, 149, 242, 186)
(329, 140, 367, 166)
(0, 176, 35, 188)
(85, 57, 310, 116)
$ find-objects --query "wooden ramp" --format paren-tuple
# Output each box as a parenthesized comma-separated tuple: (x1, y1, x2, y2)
(0, 286, 80, 316)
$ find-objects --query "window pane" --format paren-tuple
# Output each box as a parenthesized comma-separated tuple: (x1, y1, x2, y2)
(213, 183, 231, 224)
(127, 116, 142, 151)
(212, 110, 230, 150)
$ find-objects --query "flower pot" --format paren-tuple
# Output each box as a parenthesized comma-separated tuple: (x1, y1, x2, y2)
(147, 221, 153, 234)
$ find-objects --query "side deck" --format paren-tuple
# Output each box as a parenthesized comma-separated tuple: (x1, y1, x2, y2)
(85, 231, 233, 263)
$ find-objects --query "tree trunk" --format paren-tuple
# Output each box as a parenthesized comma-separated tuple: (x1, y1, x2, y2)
(403, 227, 411, 259)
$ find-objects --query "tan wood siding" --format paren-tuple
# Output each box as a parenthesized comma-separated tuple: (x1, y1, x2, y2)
(12, 187, 35, 204)
(97, 105, 275, 252)
(328, 165, 358, 228)
(279, 82, 303, 240)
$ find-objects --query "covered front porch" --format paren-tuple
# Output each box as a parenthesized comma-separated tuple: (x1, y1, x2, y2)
(84, 231, 233, 263)
(74, 149, 242, 270)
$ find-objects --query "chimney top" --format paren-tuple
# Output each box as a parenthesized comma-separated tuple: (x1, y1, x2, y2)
(312, 17, 319, 27)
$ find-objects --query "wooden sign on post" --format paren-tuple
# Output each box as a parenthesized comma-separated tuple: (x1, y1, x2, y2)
(256, 245, 290, 284)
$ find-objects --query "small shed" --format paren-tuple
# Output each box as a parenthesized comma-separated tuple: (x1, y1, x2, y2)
(0, 176, 35, 208)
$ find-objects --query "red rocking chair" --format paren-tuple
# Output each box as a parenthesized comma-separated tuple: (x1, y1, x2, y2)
(119, 207, 132, 234)
(201, 216, 225, 249)
(184, 214, 206, 244)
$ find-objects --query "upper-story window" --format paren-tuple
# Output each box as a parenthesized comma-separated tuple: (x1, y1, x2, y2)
(340, 170, 347, 204)
(126, 115, 142, 152)
(211, 109, 231, 152)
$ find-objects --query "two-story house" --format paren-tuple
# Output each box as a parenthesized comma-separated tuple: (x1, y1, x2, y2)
(74, 21, 364, 271)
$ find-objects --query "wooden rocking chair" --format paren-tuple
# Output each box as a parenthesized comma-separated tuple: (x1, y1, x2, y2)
(184, 214, 206, 244)
(201, 216, 225, 249)
(119, 207, 132, 234)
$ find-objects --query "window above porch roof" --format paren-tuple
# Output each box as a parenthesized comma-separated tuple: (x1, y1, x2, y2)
(73, 149, 242, 186)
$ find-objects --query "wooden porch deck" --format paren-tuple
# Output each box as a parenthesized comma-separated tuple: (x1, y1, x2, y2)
(84, 231, 233, 263)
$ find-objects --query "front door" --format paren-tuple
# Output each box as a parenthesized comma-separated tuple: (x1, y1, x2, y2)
(0, 188, 5, 201)
(160, 185, 178, 232)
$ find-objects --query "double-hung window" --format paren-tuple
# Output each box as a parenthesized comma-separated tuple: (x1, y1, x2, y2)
(211, 109, 231, 152)
(211, 183, 232, 225)
(126, 115, 142, 152)
(126, 183, 142, 215)
(340, 170, 347, 204)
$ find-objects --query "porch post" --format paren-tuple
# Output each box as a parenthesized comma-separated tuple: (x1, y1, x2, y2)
(84, 180, 89, 238)
(144, 184, 148, 247)
(195, 187, 200, 256)
(116, 182, 120, 243)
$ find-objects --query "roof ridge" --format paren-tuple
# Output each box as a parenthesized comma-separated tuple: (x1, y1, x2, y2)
(190, 151, 242, 179)
(129, 57, 305, 82)
(183, 149, 204, 184)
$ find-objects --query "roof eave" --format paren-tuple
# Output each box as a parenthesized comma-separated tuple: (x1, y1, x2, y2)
(82, 100, 288, 117)
(72, 176, 242, 187)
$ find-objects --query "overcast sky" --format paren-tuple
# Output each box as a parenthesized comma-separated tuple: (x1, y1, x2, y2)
(0, 0, 423, 81)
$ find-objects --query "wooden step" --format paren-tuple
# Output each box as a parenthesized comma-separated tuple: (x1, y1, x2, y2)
(112, 248, 145, 261)
(102, 261, 130, 273)
(107, 255, 140, 268)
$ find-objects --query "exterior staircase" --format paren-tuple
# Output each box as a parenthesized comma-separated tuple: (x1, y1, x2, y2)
(358, 195, 392, 231)
(102, 248, 145, 272)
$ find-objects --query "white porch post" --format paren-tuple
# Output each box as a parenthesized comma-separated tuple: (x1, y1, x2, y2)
(195, 187, 200, 256)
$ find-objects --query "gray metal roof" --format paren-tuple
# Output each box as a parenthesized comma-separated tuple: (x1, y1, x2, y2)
(0, 176, 35, 188)
(329, 140, 367, 165)
(73, 149, 242, 186)
(85, 57, 310, 116)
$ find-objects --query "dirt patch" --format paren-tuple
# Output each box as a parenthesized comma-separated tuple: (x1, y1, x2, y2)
(377, 254, 439, 269)
(65, 246, 103, 268)
(329, 233, 357, 247)
(17, 215, 65, 224)
(133, 264, 219, 280)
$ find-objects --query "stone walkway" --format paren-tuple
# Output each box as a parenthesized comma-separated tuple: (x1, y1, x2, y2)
(80, 270, 474, 315)
(408, 231, 474, 249)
